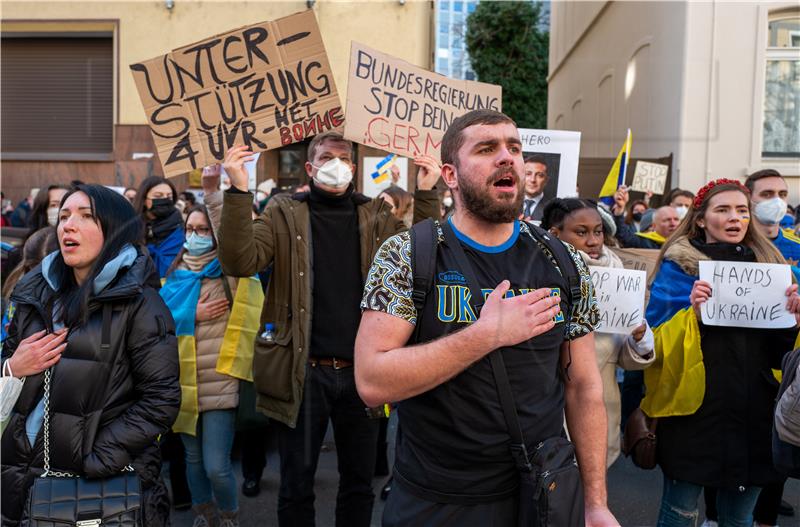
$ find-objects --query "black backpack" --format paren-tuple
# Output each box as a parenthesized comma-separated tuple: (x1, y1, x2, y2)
(773, 347, 800, 477)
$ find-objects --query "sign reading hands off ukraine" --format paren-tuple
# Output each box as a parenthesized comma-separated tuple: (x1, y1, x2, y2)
(130, 10, 341, 177)
(698, 260, 795, 329)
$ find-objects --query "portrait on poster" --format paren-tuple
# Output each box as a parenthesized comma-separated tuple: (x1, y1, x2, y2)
(517, 129, 581, 211)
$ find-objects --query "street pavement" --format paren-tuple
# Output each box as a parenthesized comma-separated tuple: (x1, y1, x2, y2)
(171, 422, 800, 527)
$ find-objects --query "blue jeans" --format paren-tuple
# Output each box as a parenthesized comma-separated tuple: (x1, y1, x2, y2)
(181, 409, 238, 512)
(657, 476, 761, 527)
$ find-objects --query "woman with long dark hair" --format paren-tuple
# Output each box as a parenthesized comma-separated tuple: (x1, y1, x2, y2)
(642, 179, 800, 526)
(1, 184, 180, 526)
(25, 185, 69, 236)
(134, 176, 184, 278)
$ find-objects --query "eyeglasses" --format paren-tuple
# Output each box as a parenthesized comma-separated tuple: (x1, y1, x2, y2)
(186, 226, 211, 236)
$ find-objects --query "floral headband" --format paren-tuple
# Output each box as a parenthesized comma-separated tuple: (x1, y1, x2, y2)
(693, 178, 750, 209)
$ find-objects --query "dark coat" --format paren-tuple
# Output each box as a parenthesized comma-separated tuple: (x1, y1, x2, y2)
(655, 239, 797, 489)
(1, 251, 180, 526)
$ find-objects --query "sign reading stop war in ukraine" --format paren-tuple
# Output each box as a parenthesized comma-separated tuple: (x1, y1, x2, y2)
(344, 42, 501, 160)
(130, 10, 341, 177)
(588, 266, 647, 335)
(699, 260, 795, 329)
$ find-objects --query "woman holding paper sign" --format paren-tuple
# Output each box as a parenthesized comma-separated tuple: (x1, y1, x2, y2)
(542, 198, 655, 467)
(643, 179, 800, 527)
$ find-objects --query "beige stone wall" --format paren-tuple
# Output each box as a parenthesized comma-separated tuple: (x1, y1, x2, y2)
(1, 0, 433, 125)
(548, 1, 800, 201)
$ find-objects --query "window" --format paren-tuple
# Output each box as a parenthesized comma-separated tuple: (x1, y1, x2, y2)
(453, 1, 463, 12)
(1, 36, 113, 159)
(437, 58, 449, 72)
(763, 12, 800, 157)
(440, 0, 450, 10)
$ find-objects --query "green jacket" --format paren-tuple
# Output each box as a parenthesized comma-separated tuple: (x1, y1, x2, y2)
(218, 187, 440, 427)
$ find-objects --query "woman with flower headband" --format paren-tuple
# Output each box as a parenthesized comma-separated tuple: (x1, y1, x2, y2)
(641, 179, 800, 526)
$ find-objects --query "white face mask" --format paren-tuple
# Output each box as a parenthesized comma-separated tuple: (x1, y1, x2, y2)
(442, 196, 453, 208)
(754, 197, 788, 225)
(675, 206, 688, 220)
(47, 206, 59, 226)
(313, 158, 353, 188)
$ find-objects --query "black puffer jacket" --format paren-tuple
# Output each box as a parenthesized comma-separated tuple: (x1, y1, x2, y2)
(1, 250, 180, 526)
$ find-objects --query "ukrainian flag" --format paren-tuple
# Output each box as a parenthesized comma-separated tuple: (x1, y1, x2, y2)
(371, 153, 397, 184)
(599, 129, 632, 207)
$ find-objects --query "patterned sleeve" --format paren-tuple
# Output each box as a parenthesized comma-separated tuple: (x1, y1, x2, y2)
(360, 231, 417, 325)
(562, 241, 599, 340)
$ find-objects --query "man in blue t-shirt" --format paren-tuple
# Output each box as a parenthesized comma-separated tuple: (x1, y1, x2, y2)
(356, 109, 616, 526)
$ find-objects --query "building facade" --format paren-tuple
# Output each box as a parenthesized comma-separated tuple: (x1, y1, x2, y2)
(548, 1, 800, 201)
(1, 1, 434, 201)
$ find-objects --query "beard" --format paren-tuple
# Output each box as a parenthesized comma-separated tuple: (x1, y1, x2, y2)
(458, 166, 524, 223)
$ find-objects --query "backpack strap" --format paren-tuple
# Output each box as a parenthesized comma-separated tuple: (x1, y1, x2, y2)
(410, 219, 438, 342)
(523, 221, 581, 312)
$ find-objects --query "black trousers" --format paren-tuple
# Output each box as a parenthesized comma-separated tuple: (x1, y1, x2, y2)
(240, 425, 270, 482)
(383, 479, 517, 527)
(276, 362, 378, 527)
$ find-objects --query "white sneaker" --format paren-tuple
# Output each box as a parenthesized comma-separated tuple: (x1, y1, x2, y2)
(700, 521, 718, 527)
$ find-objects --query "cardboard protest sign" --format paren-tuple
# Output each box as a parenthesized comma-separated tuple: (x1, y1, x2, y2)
(610, 247, 660, 285)
(588, 266, 647, 334)
(630, 161, 669, 195)
(130, 10, 341, 178)
(698, 260, 795, 328)
(343, 42, 501, 160)
(517, 129, 581, 211)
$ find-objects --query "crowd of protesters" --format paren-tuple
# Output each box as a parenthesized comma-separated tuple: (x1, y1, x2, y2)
(3, 110, 800, 527)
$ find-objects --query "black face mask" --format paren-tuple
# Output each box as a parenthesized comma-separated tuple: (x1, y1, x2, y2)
(148, 198, 175, 219)
(632, 212, 643, 222)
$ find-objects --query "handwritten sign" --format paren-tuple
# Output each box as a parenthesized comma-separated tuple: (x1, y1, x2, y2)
(343, 42, 501, 160)
(630, 161, 669, 195)
(130, 10, 342, 177)
(699, 260, 795, 328)
(610, 247, 660, 284)
(588, 266, 647, 334)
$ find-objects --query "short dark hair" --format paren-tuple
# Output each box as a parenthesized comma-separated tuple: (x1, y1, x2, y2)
(307, 131, 353, 163)
(744, 169, 783, 193)
(665, 188, 694, 204)
(441, 109, 516, 167)
(541, 198, 598, 230)
(523, 154, 547, 167)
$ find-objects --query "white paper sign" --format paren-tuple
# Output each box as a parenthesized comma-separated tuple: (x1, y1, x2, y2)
(221, 152, 261, 192)
(699, 260, 795, 328)
(588, 266, 647, 334)
(517, 128, 581, 199)
(361, 156, 409, 198)
(630, 161, 669, 195)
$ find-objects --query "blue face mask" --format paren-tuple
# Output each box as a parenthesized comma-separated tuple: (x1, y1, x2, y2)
(183, 232, 214, 256)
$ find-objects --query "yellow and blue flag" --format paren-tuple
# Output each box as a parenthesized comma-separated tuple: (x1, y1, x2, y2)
(371, 153, 397, 184)
(599, 129, 632, 207)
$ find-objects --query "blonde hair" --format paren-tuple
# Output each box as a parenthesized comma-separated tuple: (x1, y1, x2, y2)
(656, 182, 786, 267)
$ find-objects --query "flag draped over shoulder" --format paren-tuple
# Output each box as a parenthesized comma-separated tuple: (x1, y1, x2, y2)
(599, 129, 632, 207)
(641, 259, 705, 417)
(160, 259, 264, 435)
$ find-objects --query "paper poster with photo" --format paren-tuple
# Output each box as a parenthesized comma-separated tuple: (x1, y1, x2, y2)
(698, 260, 795, 329)
(362, 155, 409, 198)
(517, 129, 581, 214)
(588, 266, 647, 334)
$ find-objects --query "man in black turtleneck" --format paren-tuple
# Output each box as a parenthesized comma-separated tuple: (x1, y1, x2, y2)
(217, 132, 441, 527)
